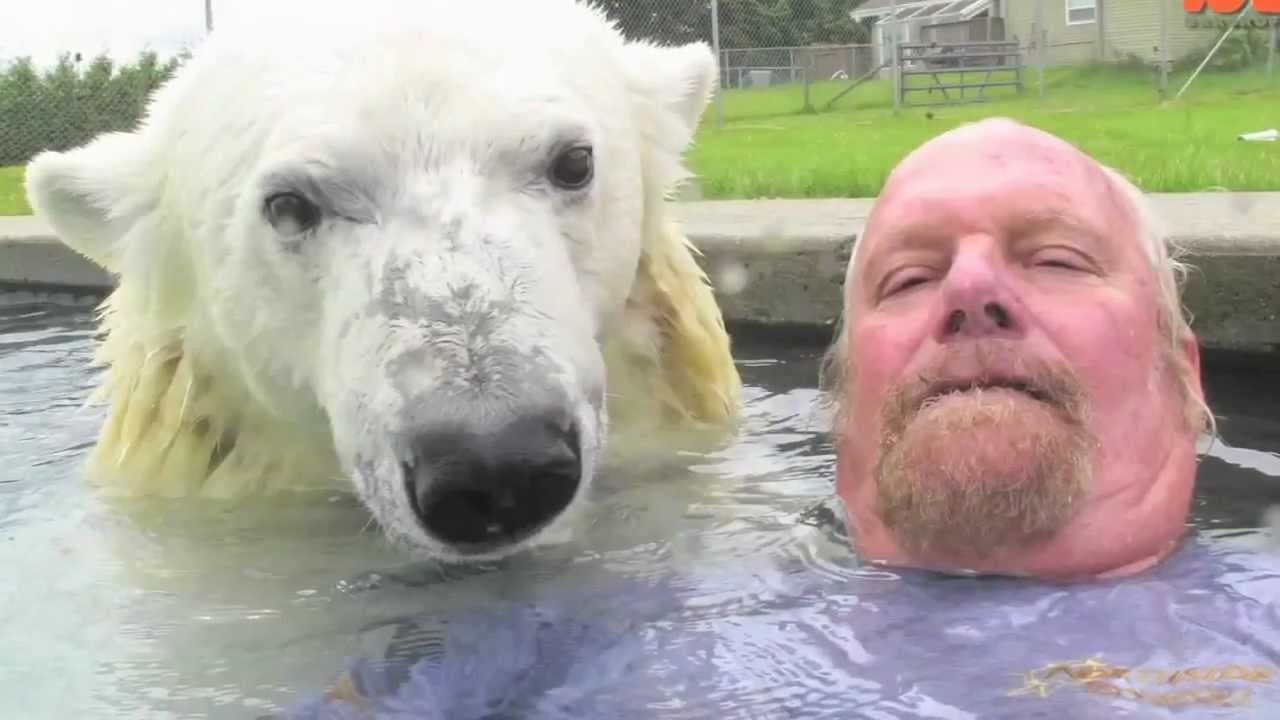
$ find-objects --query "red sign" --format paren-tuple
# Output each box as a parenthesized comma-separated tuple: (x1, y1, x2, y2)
(1183, 0, 1280, 12)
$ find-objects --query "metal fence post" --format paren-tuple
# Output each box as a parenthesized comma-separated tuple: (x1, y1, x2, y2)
(893, 41, 902, 112)
(1269, 23, 1277, 81)
(1159, 0, 1169, 98)
(1036, 0, 1046, 100)
(1096, 0, 1106, 61)
(710, 0, 724, 128)
(890, 0, 901, 112)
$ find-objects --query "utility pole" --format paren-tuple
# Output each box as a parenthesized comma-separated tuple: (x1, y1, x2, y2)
(205, 0, 214, 34)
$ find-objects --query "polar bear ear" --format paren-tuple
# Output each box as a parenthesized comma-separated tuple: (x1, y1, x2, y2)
(619, 40, 719, 153)
(25, 131, 154, 273)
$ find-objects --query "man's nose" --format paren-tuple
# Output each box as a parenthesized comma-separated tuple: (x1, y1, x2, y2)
(936, 246, 1022, 341)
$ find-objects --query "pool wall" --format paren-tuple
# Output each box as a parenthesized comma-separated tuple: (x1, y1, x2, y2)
(3, 192, 1279, 354)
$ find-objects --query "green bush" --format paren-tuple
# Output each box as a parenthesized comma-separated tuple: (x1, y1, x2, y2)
(1173, 28, 1274, 73)
(0, 50, 186, 166)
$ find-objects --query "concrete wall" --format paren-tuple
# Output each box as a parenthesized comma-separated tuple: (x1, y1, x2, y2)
(5, 192, 1279, 355)
(670, 195, 1280, 355)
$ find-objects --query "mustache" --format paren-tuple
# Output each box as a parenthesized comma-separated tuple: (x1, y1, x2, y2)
(883, 340, 1089, 429)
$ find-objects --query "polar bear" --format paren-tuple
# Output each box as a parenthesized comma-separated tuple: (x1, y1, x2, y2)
(24, 0, 742, 562)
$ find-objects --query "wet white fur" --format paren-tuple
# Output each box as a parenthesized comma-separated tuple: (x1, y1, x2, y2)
(24, 0, 743, 562)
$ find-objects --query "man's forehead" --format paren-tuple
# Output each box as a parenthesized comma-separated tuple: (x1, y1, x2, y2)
(885, 120, 1103, 199)
(852, 121, 1135, 279)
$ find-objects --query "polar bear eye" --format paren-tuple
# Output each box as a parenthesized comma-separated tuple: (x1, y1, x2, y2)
(549, 146, 593, 190)
(264, 192, 321, 235)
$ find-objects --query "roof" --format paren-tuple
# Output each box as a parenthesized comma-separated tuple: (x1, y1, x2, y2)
(851, 0, 992, 22)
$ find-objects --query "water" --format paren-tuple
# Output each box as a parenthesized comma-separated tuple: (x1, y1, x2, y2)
(2, 291, 1279, 720)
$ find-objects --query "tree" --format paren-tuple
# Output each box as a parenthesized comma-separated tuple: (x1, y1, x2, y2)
(590, 0, 712, 46)
(789, 0, 871, 45)
(589, 0, 870, 49)
(0, 49, 185, 166)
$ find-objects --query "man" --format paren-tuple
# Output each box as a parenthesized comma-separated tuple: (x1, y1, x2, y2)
(823, 116, 1214, 581)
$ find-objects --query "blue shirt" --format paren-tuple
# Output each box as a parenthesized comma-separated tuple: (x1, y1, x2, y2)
(279, 511, 1280, 720)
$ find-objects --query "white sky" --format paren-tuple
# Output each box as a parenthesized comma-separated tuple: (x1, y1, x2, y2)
(0, 0, 321, 68)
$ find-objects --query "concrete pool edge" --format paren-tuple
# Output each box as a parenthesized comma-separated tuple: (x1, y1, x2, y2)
(3, 191, 1279, 354)
(671, 193, 1280, 355)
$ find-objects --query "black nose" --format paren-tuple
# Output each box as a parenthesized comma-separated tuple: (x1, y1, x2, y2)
(403, 413, 582, 552)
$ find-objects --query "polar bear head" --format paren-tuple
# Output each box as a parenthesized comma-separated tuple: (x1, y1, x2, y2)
(25, 0, 739, 562)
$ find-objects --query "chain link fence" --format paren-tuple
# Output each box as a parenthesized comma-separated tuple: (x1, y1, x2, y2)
(0, 49, 185, 175)
(0, 1, 870, 170)
(1008, 0, 1277, 102)
(603, 0, 1275, 123)
(603, 0, 874, 121)
(0, 51, 186, 170)
(1, 1, 1276, 206)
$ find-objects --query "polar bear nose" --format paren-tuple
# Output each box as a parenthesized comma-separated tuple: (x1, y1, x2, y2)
(403, 413, 582, 551)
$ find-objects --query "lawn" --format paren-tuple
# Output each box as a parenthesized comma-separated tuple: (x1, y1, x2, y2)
(1, 63, 1277, 215)
(0, 166, 26, 216)
(688, 63, 1280, 199)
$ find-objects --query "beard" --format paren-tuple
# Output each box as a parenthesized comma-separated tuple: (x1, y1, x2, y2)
(872, 340, 1097, 562)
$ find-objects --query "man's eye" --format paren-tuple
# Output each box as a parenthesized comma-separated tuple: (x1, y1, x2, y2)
(1029, 254, 1090, 271)
(1039, 259, 1079, 270)
(882, 272, 932, 298)
(1031, 251, 1091, 273)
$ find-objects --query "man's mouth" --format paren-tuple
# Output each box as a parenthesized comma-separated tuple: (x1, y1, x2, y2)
(926, 377, 1052, 404)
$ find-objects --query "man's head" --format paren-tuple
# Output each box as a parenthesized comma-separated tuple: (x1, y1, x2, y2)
(823, 118, 1211, 581)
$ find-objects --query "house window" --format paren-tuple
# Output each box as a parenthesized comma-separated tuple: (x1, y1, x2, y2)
(1066, 0, 1096, 24)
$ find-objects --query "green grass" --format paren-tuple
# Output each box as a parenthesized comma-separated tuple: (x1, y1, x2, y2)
(688, 63, 1280, 199)
(0, 166, 26, 215)
(1, 64, 1276, 214)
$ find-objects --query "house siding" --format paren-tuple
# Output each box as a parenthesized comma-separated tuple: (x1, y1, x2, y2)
(1002, 0, 1221, 67)
(1004, 0, 1101, 65)
(1101, 0, 1220, 64)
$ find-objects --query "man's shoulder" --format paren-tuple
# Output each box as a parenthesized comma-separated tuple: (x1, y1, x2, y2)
(992, 536, 1280, 716)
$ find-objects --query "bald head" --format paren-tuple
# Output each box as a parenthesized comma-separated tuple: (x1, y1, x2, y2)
(889, 118, 1094, 180)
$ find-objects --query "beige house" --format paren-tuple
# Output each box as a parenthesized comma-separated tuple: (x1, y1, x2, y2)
(852, 0, 1224, 68)
(1004, 0, 1223, 66)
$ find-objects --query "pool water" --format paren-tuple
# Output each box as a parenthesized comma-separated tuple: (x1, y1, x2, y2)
(2, 291, 1280, 720)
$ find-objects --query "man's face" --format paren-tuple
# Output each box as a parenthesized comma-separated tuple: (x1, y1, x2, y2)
(836, 119, 1205, 579)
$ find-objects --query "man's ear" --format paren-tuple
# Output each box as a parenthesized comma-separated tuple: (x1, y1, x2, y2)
(1177, 331, 1210, 433)
(24, 130, 155, 274)
(1181, 332, 1204, 399)
(618, 39, 719, 154)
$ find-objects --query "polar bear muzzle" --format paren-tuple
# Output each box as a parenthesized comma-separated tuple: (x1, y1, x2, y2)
(402, 411, 581, 554)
